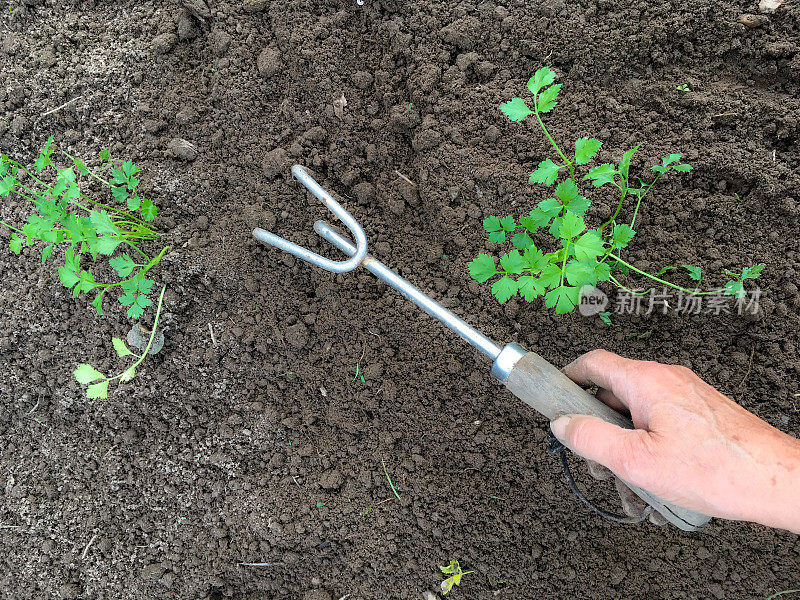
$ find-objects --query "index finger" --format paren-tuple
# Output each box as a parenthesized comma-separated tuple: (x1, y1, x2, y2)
(562, 349, 638, 402)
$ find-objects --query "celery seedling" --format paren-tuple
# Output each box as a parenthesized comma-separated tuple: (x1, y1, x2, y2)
(74, 285, 167, 399)
(1, 137, 167, 318)
(439, 560, 473, 595)
(471, 68, 763, 313)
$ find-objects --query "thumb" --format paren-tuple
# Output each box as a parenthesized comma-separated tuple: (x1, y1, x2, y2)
(550, 414, 652, 483)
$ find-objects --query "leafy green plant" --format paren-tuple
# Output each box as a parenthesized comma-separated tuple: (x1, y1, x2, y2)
(73, 285, 166, 399)
(440, 560, 473, 595)
(1, 137, 168, 318)
(676, 83, 690, 92)
(469, 67, 763, 313)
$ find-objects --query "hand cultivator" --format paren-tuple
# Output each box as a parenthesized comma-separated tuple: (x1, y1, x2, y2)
(253, 165, 711, 532)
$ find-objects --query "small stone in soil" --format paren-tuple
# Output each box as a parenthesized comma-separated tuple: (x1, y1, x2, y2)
(177, 12, 199, 40)
(151, 33, 178, 55)
(243, 0, 270, 12)
(127, 324, 165, 355)
(167, 138, 198, 161)
(257, 47, 283, 78)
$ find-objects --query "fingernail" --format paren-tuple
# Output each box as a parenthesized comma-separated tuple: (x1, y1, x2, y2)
(550, 415, 572, 442)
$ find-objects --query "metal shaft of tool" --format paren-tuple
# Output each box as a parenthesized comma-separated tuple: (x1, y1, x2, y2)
(313, 220, 503, 361)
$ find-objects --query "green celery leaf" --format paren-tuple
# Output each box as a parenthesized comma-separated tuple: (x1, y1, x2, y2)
(9, 233, 22, 255)
(537, 83, 561, 113)
(619, 143, 642, 180)
(109, 253, 136, 277)
(554, 179, 580, 204)
(584, 163, 616, 187)
(611, 224, 636, 249)
(111, 185, 128, 203)
(58, 265, 80, 289)
(140, 198, 157, 221)
(566, 195, 590, 216)
(545, 285, 579, 313)
(528, 158, 561, 185)
(41, 243, 54, 263)
(492, 276, 518, 303)
(87, 380, 109, 399)
(468, 254, 496, 283)
(95, 236, 121, 256)
(538, 262, 562, 288)
(488, 231, 506, 244)
(564, 260, 597, 287)
(126, 301, 145, 319)
(92, 290, 105, 315)
(500, 249, 525, 274)
(483, 215, 502, 232)
(499, 98, 532, 122)
(662, 153, 681, 166)
(574, 138, 602, 165)
(558, 211, 586, 240)
(724, 280, 745, 298)
(526, 67, 556, 96)
(539, 197, 563, 216)
(126, 194, 141, 211)
(89, 210, 117, 235)
(594, 261, 612, 282)
(0, 174, 16, 196)
(573, 230, 604, 261)
(522, 246, 546, 271)
(672, 164, 692, 172)
(122, 160, 137, 177)
(517, 275, 545, 301)
(742, 264, 764, 280)
(74, 363, 105, 384)
(511, 231, 533, 250)
(112, 337, 133, 357)
(33, 136, 54, 173)
(499, 215, 516, 231)
(136, 278, 153, 295)
(682, 265, 702, 281)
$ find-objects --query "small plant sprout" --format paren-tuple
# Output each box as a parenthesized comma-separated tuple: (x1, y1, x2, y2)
(1, 137, 168, 318)
(381, 459, 402, 501)
(73, 285, 167, 399)
(439, 560, 473, 595)
(353, 362, 366, 384)
(470, 67, 764, 313)
(676, 83, 690, 92)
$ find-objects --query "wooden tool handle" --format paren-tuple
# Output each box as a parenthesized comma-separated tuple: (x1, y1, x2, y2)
(504, 350, 711, 531)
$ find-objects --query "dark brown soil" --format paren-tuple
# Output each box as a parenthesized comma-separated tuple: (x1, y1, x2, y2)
(2, 0, 800, 598)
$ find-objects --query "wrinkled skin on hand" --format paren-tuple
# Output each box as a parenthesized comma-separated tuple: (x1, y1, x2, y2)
(550, 349, 800, 533)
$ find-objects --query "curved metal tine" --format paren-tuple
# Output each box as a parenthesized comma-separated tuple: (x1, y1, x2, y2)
(252, 165, 368, 273)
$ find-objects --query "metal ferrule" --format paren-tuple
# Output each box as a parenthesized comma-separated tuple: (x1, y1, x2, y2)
(490, 342, 527, 383)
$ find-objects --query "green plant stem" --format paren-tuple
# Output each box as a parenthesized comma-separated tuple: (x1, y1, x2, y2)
(599, 185, 627, 231)
(381, 460, 402, 501)
(609, 253, 719, 295)
(0, 220, 22, 233)
(106, 284, 166, 382)
(630, 174, 661, 229)
(532, 99, 573, 181)
(559, 243, 570, 287)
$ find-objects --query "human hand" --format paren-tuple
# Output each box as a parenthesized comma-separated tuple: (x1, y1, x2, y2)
(550, 349, 800, 533)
